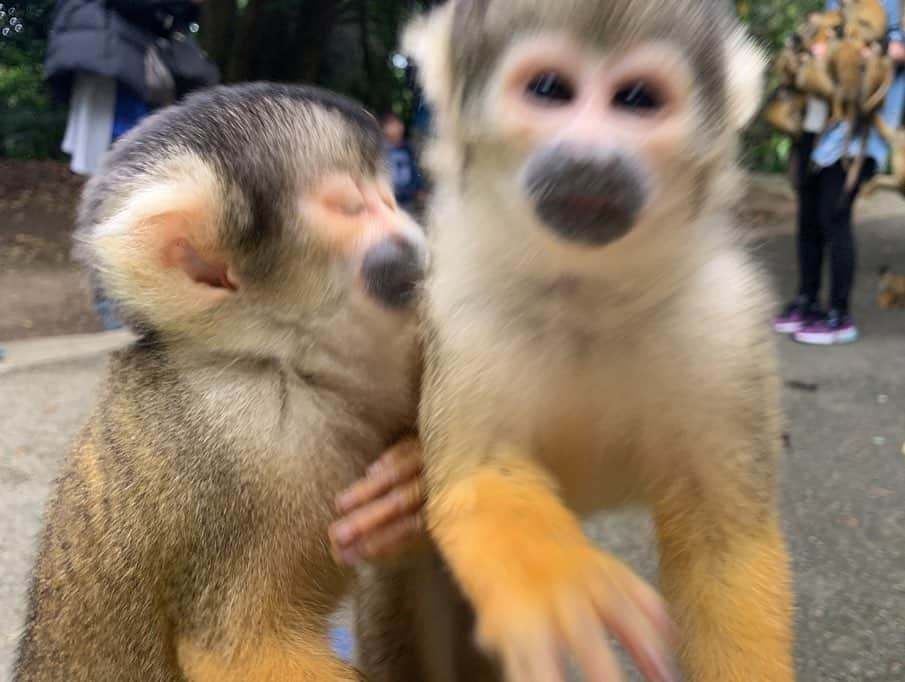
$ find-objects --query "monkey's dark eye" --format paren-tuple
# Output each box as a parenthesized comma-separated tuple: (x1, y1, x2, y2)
(612, 81, 663, 113)
(526, 73, 575, 104)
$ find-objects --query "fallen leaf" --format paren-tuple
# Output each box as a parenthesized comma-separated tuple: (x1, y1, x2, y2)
(836, 515, 861, 528)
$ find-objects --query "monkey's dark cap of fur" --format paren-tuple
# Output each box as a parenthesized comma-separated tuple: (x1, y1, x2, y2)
(451, 0, 733, 129)
(74, 83, 386, 332)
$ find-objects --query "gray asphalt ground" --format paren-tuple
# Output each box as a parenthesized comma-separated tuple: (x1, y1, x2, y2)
(1, 199, 904, 681)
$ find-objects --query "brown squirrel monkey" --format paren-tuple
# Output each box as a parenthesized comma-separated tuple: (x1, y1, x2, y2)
(765, 87, 807, 136)
(843, 40, 895, 192)
(829, 28, 866, 123)
(13, 83, 429, 681)
(876, 266, 905, 309)
(796, 51, 837, 99)
(389, 1, 794, 681)
(842, 0, 888, 44)
(800, 9, 844, 46)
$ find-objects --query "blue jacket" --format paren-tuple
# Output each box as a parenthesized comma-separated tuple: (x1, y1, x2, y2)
(812, 0, 905, 168)
(385, 142, 424, 205)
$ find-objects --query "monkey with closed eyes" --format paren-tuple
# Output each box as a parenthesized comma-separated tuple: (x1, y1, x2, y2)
(354, 2, 795, 682)
(14, 83, 430, 682)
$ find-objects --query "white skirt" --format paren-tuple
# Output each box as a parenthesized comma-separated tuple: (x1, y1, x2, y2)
(61, 71, 115, 176)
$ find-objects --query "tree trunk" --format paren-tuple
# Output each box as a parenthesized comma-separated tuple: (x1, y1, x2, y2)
(199, 0, 238, 80)
(292, 0, 342, 83)
(356, 0, 380, 109)
(228, 0, 340, 84)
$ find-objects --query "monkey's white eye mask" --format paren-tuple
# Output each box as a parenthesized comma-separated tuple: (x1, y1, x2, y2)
(477, 34, 700, 247)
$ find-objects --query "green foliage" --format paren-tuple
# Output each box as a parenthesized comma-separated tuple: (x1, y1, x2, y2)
(736, 0, 824, 173)
(0, 1, 66, 159)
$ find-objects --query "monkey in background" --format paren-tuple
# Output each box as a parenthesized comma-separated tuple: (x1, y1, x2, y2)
(764, 87, 807, 137)
(842, 0, 889, 43)
(801, 8, 844, 45)
(358, 1, 794, 681)
(14, 83, 430, 681)
(876, 266, 905, 309)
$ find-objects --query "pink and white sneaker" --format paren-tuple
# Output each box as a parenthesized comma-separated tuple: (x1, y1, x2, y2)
(772, 298, 823, 334)
(793, 311, 858, 345)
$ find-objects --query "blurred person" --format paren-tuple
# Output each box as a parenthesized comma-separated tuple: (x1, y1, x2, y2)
(773, 0, 905, 345)
(44, 0, 219, 329)
(381, 111, 425, 215)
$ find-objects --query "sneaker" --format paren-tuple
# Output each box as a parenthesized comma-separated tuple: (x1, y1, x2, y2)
(793, 310, 858, 345)
(772, 297, 822, 334)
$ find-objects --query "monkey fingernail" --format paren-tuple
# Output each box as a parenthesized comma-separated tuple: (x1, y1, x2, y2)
(339, 548, 361, 566)
(330, 522, 356, 546)
(644, 645, 680, 682)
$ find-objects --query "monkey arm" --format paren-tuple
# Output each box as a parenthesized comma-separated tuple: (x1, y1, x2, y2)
(424, 446, 678, 682)
(655, 499, 794, 681)
(652, 427, 794, 682)
(861, 173, 901, 196)
(862, 60, 894, 113)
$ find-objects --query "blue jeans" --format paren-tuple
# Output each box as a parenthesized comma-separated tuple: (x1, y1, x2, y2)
(93, 83, 151, 331)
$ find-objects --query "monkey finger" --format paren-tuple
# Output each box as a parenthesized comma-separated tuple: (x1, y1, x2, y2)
(335, 442, 422, 514)
(558, 598, 623, 682)
(334, 512, 424, 565)
(501, 633, 566, 682)
(589, 580, 678, 682)
(560, 600, 622, 682)
(621, 575, 678, 648)
(367, 437, 421, 478)
(330, 478, 424, 549)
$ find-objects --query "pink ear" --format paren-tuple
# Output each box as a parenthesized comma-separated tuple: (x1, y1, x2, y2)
(163, 237, 238, 292)
(143, 201, 240, 304)
(87, 154, 239, 324)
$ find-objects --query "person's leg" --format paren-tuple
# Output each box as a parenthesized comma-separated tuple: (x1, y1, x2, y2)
(774, 134, 823, 333)
(826, 158, 876, 314)
(793, 158, 875, 345)
(796, 134, 823, 304)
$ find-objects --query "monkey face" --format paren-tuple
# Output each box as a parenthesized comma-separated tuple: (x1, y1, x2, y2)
(405, 0, 764, 275)
(492, 35, 695, 248)
(76, 84, 427, 360)
(301, 172, 427, 310)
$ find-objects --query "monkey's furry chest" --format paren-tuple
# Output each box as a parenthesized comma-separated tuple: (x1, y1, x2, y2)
(427, 248, 772, 514)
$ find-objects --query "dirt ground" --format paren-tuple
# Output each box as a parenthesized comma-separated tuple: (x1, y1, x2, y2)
(0, 161, 102, 342)
(0, 159, 799, 343)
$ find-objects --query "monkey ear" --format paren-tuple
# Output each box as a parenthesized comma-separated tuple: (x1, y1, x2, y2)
(725, 26, 768, 131)
(82, 155, 236, 329)
(402, 2, 456, 113)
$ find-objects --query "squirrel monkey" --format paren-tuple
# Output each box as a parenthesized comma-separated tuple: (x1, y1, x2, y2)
(383, 2, 794, 681)
(876, 266, 905, 309)
(842, 0, 889, 44)
(14, 83, 430, 681)
(765, 87, 808, 137)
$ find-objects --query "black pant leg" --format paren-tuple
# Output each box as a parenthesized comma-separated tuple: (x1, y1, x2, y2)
(795, 134, 823, 302)
(816, 159, 876, 314)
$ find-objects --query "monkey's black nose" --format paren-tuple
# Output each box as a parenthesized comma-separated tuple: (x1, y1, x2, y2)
(361, 237, 424, 309)
(524, 147, 648, 247)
